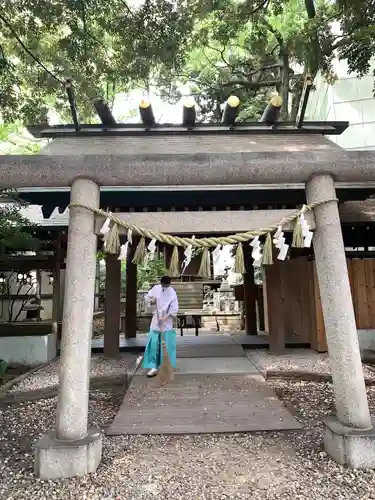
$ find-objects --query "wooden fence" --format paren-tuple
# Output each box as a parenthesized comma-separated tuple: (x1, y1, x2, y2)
(266, 257, 375, 352)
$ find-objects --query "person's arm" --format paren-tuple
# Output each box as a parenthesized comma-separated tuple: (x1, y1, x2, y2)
(145, 286, 157, 306)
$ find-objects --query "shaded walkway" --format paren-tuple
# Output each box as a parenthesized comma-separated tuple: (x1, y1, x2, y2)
(91, 333, 311, 354)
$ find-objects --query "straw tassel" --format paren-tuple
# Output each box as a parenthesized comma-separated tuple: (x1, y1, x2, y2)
(104, 223, 120, 255)
(292, 217, 304, 248)
(197, 247, 211, 278)
(168, 246, 180, 277)
(262, 233, 274, 265)
(132, 237, 146, 264)
(234, 243, 246, 274)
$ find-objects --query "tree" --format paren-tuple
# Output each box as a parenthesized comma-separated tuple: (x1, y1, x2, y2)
(0, 188, 40, 254)
(0, 0, 195, 124)
(158, 0, 339, 121)
(334, 0, 375, 79)
(158, 0, 375, 122)
(2, 0, 375, 126)
(1, 271, 38, 321)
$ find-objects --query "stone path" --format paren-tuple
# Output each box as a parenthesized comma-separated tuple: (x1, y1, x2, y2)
(136, 356, 262, 376)
(107, 372, 301, 435)
(107, 347, 301, 436)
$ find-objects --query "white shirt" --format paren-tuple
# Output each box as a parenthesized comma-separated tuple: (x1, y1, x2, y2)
(146, 284, 179, 331)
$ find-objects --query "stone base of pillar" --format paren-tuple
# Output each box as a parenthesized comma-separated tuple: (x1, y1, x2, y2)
(324, 416, 375, 469)
(34, 428, 102, 480)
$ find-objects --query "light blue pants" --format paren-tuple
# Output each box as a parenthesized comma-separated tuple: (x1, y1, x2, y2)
(142, 329, 177, 370)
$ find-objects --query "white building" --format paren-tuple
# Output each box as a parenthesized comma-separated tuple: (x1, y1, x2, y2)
(305, 58, 375, 151)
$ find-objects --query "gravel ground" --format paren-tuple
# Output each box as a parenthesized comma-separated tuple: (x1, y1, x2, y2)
(247, 348, 375, 379)
(8, 354, 137, 394)
(1, 380, 375, 499)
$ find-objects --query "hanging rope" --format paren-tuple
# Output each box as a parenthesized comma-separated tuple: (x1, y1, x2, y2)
(69, 197, 338, 249)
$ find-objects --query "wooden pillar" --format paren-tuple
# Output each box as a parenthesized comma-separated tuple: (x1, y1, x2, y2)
(264, 256, 286, 353)
(243, 246, 257, 335)
(52, 262, 61, 337)
(125, 244, 138, 338)
(104, 254, 121, 356)
(36, 269, 42, 320)
(164, 245, 172, 271)
(53, 233, 64, 338)
(257, 285, 265, 331)
(262, 280, 269, 333)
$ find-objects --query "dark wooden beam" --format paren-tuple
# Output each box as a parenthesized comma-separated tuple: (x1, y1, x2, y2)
(0, 258, 58, 272)
(104, 255, 121, 356)
(93, 99, 117, 127)
(65, 80, 80, 132)
(124, 243, 138, 339)
(243, 245, 258, 335)
(296, 75, 313, 128)
(36, 120, 348, 138)
(264, 251, 286, 353)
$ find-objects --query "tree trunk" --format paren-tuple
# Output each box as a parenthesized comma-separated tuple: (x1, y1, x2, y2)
(290, 79, 304, 122)
(280, 53, 290, 120)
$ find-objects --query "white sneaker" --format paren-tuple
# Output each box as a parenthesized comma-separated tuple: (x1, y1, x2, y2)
(146, 368, 158, 377)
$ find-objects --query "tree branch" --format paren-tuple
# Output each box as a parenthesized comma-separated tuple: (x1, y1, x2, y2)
(0, 13, 64, 85)
(118, 0, 134, 17)
(202, 48, 226, 78)
(260, 19, 284, 49)
(205, 43, 236, 72)
(13, 284, 35, 322)
(332, 37, 352, 50)
(240, 0, 271, 17)
(222, 78, 281, 88)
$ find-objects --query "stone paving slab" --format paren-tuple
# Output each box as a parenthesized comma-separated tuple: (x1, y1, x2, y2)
(107, 374, 301, 435)
(176, 343, 245, 358)
(136, 357, 262, 376)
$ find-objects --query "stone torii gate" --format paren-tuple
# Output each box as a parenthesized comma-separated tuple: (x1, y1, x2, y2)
(2, 125, 375, 478)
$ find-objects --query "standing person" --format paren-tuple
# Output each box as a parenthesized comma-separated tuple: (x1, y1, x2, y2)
(143, 275, 179, 377)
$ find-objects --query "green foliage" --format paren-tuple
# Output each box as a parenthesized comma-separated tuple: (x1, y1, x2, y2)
(1, 0, 375, 126)
(0, 189, 40, 253)
(335, 1, 375, 78)
(158, 0, 375, 121)
(0, 0, 195, 124)
(137, 254, 167, 290)
(98, 253, 167, 298)
(0, 124, 41, 252)
(0, 122, 43, 153)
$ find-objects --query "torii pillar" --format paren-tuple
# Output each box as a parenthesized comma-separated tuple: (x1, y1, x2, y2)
(306, 174, 375, 469)
(35, 178, 102, 479)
